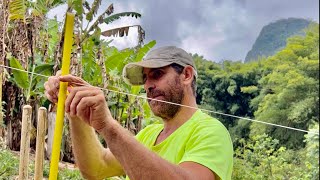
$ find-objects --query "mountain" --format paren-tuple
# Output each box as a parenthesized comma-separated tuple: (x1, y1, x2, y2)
(245, 18, 311, 62)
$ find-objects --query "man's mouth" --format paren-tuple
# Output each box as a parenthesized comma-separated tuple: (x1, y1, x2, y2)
(153, 95, 164, 100)
(148, 94, 164, 102)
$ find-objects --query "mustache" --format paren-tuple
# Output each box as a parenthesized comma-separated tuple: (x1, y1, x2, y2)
(147, 89, 165, 99)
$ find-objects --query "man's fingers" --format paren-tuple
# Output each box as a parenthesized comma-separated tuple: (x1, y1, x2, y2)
(56, 70, 62, 76)
(59, 75, 89, 87)
(65, 86, 101, 115)
(70, 90, 100, 116)
(44, 77, 59, 101)
(48, 76, 60, 89)
(45, 91, 57, 103)
(45, 74, 90, 104)
(76, 95, 107, 130)
(76, 96, 95, 124)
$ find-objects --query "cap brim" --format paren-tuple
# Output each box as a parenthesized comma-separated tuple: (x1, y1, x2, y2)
(123, 60, 173, 85)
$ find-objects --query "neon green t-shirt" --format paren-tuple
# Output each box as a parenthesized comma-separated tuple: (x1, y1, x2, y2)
(127, 110, 233, 180)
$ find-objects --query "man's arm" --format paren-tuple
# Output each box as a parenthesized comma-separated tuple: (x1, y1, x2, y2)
(44, 75, 125, 179)
(56, 75, 216, 180)
(68, 116, 125, 179)
(99, 120, 215, 180)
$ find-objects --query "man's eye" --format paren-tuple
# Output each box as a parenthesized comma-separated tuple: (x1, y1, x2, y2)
(143, 74, 147, 83)
(152, 70, 163, 79)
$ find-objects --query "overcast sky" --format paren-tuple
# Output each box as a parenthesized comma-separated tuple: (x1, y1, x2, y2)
(48, 0, 319, 62)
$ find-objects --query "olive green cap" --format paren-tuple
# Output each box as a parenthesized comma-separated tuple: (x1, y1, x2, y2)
(123, 46, 197, 85)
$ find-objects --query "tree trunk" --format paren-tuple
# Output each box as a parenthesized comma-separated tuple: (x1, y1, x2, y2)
(4, 82, 21, 150)
(0, 0, 9, 138)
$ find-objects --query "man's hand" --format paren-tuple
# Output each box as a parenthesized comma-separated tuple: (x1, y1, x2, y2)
(44, 74, 112, 131)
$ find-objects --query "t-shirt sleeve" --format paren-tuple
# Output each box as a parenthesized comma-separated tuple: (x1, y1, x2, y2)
(179, 122, 233, 180)
(134, 124, 160, 144)
(135, 125, 151, 142)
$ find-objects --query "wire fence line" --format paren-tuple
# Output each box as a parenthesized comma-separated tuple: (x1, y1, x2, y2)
(1, 64, 319, 135)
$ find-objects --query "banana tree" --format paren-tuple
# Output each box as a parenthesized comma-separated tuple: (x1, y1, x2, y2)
(60, 0, 143, 78)
(4, 0, 66, 150)
(81, 39, 157, 134)
(43, 0, 148, 161)
(0, 0, 9, 135)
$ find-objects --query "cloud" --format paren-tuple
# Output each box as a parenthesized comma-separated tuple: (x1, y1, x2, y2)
(48, 0, 319, 62)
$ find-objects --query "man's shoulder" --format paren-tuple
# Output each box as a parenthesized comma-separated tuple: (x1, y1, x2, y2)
(142, 123, 163, 132)
(190, 110, 228, 132)
(135, 123, 163, 140)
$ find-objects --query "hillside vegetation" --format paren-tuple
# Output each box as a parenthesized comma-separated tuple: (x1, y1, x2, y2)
(245, 18, 311, 62)
(194, 23, 319, 179)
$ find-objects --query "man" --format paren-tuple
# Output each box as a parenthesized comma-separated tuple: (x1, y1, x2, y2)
(44, 46, 233, 180)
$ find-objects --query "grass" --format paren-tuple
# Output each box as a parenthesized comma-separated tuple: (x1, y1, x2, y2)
(0, 147, 84, 179)
(0, 147, 125, 180)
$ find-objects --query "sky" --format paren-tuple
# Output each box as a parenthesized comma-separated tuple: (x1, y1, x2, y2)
(48, 0, 319, 62)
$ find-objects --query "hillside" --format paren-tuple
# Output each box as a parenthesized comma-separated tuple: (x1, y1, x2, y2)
(245, 18, 311, 62)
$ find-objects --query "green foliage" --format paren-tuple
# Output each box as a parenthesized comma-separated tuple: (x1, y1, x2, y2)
(303, 123, 319, 179)
(7, 14, 61, 105)
(240, 85, 258, 94)
(73, 1, 142, 43)
(85, 0, 101, 21)
(8, 53, 54, 103)
(9, 0, 27, 20)
(195, 55, 262, 131)
(0, 145, 98, 179)
(135, 40, 156, 61)
(195, 23, 319, 151)
(46, 19, 61, 60)
(8, 55, 29, 89)
(58, 168, 85, 180)
(81, 39, 156, 132)
(104, 12, 141, 25)
(233, 133, 319, 180)
(0, 149, 19, 178)
(73, 0, 83, 16)
(250, 23, 319, 149)
(9, 0, 66, 20)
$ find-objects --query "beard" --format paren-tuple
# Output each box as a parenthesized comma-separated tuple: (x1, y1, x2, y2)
(147, 76, 184, 120)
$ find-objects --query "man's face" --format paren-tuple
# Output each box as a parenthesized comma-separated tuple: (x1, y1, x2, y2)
(143, 66, 184, 120)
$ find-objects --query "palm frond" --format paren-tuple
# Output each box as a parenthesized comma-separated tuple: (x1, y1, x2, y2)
(104, 12, 141, 25)
(9, 0, 27, 20)
(70, 0, 81, 15)
(105, 3, 114, 16)
(101, 26, 131, 37)
(82, 4, 114, 39)
(101, 25, 146, 46)
(86, 0, 101, 21)
(83, 1, 90, 11)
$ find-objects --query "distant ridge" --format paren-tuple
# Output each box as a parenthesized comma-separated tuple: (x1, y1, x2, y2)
(245, 18, 311, 62)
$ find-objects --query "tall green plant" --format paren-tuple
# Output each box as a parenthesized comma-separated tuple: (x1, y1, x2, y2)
(72, 1, 141, 43)
(8, 55, 54, 103)
(81, 39, 157, 133)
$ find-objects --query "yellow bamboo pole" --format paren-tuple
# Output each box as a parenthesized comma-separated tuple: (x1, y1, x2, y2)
(49, 12, 74, 180)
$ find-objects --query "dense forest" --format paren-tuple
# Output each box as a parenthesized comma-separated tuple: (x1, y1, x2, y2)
(194, 23, 319, 179)
(0, 0, 319, 179)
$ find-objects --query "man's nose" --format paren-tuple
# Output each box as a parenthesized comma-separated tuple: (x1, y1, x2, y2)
(144, 80, 156, 93)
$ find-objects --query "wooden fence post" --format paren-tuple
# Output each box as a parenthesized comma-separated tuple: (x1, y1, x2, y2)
(18, 105, 32, 180)
(34, 107, 47, 180)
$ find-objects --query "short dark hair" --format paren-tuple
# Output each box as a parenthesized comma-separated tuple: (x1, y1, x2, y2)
(170, 63, 197, 97)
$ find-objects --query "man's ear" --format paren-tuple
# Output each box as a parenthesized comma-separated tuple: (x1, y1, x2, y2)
(182, 66, 194, 85)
